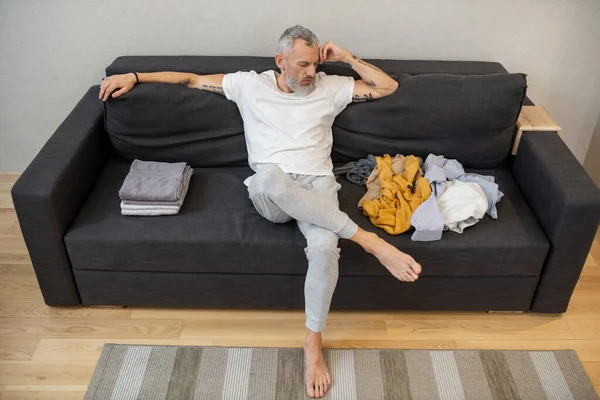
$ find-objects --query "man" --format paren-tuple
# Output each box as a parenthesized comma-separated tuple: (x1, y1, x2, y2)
(99, 25, 421, 399)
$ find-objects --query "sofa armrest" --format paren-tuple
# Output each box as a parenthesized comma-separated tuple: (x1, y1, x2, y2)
(10, 86, 111, 306)
(512, 131, 600, 312)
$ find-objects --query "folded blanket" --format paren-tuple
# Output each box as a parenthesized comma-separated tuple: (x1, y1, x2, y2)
(120, 201, 180, 211)
(119, 160, 190, 202)
(121, 170, 193, 216)
(121, 208, 180, 216)
(122, 168, 193, 206)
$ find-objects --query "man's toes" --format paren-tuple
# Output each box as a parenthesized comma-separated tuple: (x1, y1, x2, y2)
(411, 262, 422, 274)
(306, 383, 316, 398)
(317, 383, 324, 398)
(393, 270, 404, 281)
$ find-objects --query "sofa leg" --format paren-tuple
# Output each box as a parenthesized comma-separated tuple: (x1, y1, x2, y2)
(487, 310, 525, 314)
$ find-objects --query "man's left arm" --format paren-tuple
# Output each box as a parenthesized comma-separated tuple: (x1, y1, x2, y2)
(319, 41, 399, 103)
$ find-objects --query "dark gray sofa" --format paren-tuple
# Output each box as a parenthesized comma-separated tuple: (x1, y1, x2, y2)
(11, 56, 600, 314)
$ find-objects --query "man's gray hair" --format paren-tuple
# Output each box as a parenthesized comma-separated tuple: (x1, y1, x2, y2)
(277, 25, 319, 55)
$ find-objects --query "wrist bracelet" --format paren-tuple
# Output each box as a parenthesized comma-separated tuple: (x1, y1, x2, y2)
(132, 72, 139, 84)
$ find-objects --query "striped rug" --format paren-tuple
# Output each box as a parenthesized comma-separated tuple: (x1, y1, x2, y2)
(84, 344, 598, 400)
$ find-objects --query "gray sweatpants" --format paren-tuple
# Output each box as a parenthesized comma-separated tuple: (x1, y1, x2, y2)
(247, 165, 359, 332)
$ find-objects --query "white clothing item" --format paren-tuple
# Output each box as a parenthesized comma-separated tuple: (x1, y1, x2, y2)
(222, 70, 355, 186)
(121, 208, 179, 216)
(446, 217, 480, 234)
(437, 180, 488, 234)
(120, 201, 180, 211)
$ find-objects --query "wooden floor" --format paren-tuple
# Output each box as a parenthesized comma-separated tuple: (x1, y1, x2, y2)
(0, 172, 599, 399)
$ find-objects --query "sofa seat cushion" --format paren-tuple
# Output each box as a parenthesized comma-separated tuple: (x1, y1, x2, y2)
(338, 165, 549, 277)
(65, 156, 549, 277)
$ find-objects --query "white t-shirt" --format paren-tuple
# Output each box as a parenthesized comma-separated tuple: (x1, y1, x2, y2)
(222, 69, 355, 186)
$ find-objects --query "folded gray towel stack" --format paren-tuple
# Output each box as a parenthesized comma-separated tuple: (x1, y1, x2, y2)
(118, 159, 193, 216)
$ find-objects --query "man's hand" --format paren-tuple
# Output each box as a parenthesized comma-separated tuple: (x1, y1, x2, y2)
(99, 73, 136, 102)
(318, 41, 352, 64)
(321, 42, 399, 101)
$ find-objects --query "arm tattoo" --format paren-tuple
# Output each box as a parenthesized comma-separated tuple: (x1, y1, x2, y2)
(366, 80, 376, 87)
(358, 59, 383, 73)
(353, 93, 374, 102)
(201, 84, 225, 96)
(350, 54, 384, 73)
(178, 78, 191, 87)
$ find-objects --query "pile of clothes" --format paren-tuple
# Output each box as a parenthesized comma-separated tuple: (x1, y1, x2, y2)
(333, 153, 503, 241)
(410, 154, 503, 241)
(118, 159, 193, 216)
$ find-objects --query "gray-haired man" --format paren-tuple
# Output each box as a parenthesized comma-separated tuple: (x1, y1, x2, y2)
(99, 25, 422, 399)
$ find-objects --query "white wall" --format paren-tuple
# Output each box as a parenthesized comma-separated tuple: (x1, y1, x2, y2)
(1, 0, 600, 171)
(584, 114, 600, 187)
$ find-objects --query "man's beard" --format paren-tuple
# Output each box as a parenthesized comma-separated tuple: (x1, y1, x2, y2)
(285, 74, 316, 97)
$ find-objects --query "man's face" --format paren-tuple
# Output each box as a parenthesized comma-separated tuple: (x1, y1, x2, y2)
(282, 39, 319, 96)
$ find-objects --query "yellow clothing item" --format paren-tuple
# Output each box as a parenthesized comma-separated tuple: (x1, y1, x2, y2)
(358, 154, 425, 208)
(362, 154, 431, 235)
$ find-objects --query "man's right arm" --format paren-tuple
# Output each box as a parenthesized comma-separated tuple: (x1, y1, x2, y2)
(99, 71, 225, 101)
(188, 73, 225, 95)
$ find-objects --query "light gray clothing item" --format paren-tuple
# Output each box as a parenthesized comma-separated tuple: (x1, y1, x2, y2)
(119, 160, 191, 202)
(425, 164, 448, 198)
(410, 164, 447, 241)
(248, 164, 359, 332)
(409, 195, 444, 241)
(442, 159, 465, 181)
(411, 154, 503, 241)
(120, 208, 180, 216)
(423, 154, 446, 173)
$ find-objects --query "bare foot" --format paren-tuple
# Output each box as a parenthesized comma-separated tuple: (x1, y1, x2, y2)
(351, 228, 422, 282)
(304, 331, 331, 398)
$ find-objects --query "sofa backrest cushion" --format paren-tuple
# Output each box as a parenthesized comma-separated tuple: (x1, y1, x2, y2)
(331, 70, 528, 167)
(104, 83, 248, 167)
(103, 56, 526, 168)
